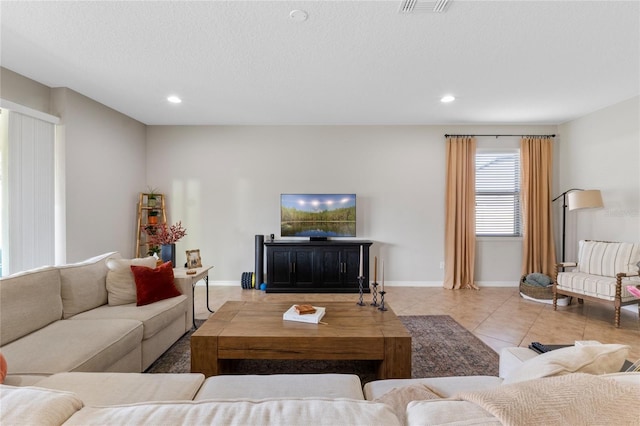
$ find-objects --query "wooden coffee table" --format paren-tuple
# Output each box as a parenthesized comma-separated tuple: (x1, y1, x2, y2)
(191, 301, 411, 379)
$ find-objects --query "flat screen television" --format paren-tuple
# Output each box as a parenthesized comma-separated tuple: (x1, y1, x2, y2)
(280, 194, 356, 239)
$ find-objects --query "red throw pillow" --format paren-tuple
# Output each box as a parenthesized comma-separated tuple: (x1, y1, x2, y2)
(130, 261, 181, 306)
(0, 352, 7, 384)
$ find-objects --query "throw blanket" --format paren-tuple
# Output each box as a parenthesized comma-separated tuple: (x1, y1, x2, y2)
(456, 374, 640, 426)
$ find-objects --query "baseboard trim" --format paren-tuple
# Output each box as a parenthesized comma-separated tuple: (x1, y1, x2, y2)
(197, 281, 519, 288)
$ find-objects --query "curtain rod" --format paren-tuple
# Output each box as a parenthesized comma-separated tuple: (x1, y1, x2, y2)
(444, 134, 556, 138)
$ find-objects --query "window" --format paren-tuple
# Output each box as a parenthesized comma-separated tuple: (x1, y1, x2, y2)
(475, 150, 522, 237)
(1, 106, 59, 275)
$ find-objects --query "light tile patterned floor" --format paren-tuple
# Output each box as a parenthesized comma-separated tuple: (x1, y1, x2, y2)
(194, 285, 640, 361)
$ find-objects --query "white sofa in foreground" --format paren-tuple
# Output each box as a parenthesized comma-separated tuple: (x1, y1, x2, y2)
(1, 344, 638, 425)
(0, 252, 191, 382)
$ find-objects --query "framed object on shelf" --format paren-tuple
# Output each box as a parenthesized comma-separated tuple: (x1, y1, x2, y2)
(186, 249, 202, 268)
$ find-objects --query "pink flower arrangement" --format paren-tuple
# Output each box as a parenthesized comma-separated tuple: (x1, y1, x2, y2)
(146, 221, 187, 245)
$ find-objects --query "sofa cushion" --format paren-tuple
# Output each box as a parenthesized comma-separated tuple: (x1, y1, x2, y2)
(0, 384, 83, 425)
(502, 344, 630, 384)
(195, 374, 365, 400)
(364, 376, 503, 400)
(556, 271, 640, 301)
(59, 252, 119, 319)
(106, 256, 158, 306)
(69, 295, 187, 340)
(131, 261, 181, 306)
(0, 266, 62, 346)
(373, 384, 441, 424)
(0, 319, 143, 375)
(35, 372, 205, 406)
(2, 374, 48, 387)
(577, 240, 640, 277)
(64, 398, 402, 426)
(406, 400, 501, 425)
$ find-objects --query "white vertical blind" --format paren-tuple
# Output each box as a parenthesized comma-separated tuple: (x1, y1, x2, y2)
(6, 111, 55, 274)
(475, 150, 522, 236)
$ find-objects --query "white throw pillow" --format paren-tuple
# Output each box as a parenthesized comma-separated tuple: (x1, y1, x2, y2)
(106, 257, 158, 306)
(503, 344, 630, 384)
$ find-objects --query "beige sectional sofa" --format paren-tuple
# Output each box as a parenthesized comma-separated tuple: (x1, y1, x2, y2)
(0, 252, 190, 383)
(1, 345, 638, 424)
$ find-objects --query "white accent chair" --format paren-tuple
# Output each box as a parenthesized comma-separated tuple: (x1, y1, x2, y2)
(553, 240, 640, 327)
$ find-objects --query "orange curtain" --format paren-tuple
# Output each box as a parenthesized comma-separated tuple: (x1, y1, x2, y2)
(444, 136, 478, 290)
(520, 137, 556, 277)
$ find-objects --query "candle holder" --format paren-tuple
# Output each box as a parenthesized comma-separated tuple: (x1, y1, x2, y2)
(378, 290, 388, 311)
(370, 282, 379, 307)
(356, 276, 366, 306)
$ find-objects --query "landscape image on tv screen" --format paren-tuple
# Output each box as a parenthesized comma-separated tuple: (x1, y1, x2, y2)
(281, 194, 356, 238)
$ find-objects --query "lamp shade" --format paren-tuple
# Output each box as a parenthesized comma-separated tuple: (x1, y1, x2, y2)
(568, 190, 603, 211)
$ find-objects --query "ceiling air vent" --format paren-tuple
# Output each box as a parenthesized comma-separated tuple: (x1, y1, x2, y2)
(399, 0, 452, 14)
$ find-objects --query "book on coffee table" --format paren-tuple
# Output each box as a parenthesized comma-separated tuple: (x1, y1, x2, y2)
(283, 305, 326, 324)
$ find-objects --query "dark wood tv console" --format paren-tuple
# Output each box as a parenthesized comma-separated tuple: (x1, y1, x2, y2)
(264, 240, 373, 293)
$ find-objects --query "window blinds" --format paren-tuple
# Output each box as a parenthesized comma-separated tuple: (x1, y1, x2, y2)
(475, 150, 522, 237)
(5, 110, 55, 274)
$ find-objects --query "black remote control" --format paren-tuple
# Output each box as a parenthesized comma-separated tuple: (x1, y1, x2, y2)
(529, 341, 550, 353)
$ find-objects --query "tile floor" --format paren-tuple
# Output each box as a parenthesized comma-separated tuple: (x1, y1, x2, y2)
(194, 285, 640, 361)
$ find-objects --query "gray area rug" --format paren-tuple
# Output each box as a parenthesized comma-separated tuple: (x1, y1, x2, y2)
(145, 315, 499, 383)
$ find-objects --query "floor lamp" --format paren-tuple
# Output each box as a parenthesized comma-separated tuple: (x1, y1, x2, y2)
(552, 189, 604, 262)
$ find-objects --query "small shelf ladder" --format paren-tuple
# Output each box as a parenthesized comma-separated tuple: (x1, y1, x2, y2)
(136, 192, 167, 258)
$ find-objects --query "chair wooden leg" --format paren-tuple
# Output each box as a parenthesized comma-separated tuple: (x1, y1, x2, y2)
(615, 307, 621, 328)
(553, 294, 558, 311)
(578, 298, 584, 304)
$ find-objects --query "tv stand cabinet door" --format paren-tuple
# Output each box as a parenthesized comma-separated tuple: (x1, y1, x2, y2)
(317, 247, 342, 287)
(341, 246, 361, 286)
(269, 248, 293, 287)
(291, 248, 314, 287)
(317, 246, 359, 288)
(266, 246, 314, 289)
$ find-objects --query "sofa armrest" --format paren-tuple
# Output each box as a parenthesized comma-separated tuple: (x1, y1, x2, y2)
(499, 347, 538, 378)
(616, 272, 640, 278)
(616, 272, 640, 301)
(554, 262, 577, 284)
(554, 262, 577, 278)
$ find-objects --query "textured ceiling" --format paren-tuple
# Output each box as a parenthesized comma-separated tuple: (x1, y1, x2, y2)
(1, 1, 638, 125)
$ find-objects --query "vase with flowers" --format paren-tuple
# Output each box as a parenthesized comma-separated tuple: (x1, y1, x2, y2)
(144, 221, 187, 267)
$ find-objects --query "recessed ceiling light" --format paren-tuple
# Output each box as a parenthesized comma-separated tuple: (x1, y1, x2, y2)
(167, 96, 182, 104)
(289, 10, 308, 22)
(441, 95, 455, 103)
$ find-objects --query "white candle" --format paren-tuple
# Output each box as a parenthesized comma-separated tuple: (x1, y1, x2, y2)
(359, 245, 363, 277)
(381, 260, 384, 292)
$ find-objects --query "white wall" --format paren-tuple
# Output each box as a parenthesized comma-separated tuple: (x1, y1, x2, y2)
(7, 65, 636, 283)
(557, 96, 640, 261)
(2, 69, 148, 264)
(0, 68, 52, 114)
(147, 124, 555, 286)
(50, 88, 146, 262)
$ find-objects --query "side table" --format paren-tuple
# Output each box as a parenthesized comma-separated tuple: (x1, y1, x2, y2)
(174, 266, 213, 329)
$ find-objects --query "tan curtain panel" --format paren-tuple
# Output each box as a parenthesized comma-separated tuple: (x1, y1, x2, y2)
(520, 137, 556, 277)
(444, 136, 478, 290)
